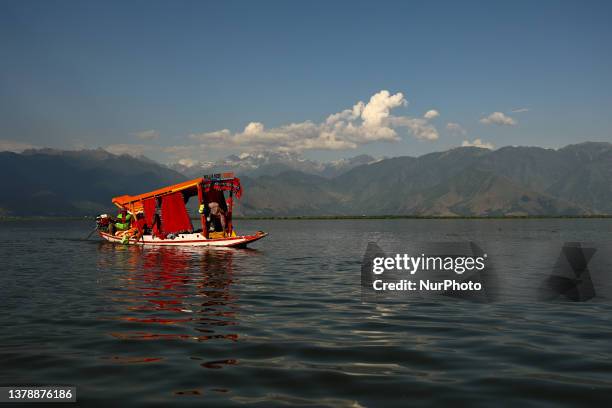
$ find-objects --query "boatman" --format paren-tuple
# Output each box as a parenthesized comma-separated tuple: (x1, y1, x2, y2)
(206, 201, 226, 238)
(109, 208, 133, 235)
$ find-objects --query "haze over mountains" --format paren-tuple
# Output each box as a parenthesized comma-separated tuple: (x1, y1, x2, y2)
(1, 142, 611, 217)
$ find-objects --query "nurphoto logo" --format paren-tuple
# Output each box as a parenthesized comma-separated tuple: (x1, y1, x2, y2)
(361, 241, 496, 302)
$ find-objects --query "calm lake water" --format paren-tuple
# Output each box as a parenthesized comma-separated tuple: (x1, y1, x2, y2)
(2, 219, 612, 407)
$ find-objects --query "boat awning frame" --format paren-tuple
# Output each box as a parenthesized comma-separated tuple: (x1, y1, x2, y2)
(112, 172, 240, 213)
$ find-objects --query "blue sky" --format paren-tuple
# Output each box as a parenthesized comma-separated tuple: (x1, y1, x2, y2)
(1, 0, 611, 163)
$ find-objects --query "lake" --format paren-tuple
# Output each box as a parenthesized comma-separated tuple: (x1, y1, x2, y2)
(1, 219, 612, 407)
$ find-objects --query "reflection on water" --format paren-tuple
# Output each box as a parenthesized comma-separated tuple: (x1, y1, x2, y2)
(94, 243, 266, 398)
(97, 244, 248, 364)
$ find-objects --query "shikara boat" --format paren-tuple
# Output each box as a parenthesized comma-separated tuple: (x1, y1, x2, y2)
(96, 173, 267, 248)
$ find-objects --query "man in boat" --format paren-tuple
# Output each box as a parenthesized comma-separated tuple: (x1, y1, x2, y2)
(132, 211, 146, 242)
(203, 201, 226, 238)
(109, 208, 133, 235)
(151, 197, 165, 239)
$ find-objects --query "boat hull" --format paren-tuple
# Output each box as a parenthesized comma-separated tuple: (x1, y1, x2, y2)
(98, 230, 267, 248)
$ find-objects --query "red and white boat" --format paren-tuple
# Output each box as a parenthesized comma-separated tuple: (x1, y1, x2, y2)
(97, 229, 267, 248)
(96, 173, 267, 248)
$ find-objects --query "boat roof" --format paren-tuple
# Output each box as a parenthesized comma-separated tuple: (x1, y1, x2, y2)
(112, 172, 237, 210)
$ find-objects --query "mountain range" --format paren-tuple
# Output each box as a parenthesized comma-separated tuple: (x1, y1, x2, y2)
(1, 142, 611, 217)
(168, 151, 379, 179)
(0, 148, 185, 216)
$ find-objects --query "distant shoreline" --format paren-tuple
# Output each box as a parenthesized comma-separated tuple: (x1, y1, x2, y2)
(2, 215, 612, 222)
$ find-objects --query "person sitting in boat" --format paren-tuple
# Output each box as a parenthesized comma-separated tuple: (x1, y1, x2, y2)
(206, 201, 226, 238)
(151, 197, 166, 239)
(132, 211, 146, 242)
(109, 208, 132, 235)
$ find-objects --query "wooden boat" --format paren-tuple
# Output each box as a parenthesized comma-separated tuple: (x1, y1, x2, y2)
(96, 172, 267, 248)
(98, 229, 267, 247)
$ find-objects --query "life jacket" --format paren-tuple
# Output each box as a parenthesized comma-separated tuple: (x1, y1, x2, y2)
(115, 212, 132, 229)
(117, 212, 132, 222)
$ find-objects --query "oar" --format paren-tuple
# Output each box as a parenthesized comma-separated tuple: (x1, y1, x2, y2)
(84, 226, 98, 240)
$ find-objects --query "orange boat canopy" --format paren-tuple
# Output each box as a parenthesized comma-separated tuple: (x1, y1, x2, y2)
(112, 173, 241, 214)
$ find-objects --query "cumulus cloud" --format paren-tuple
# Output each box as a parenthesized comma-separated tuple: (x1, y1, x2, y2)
(462, 138, 494, 149)
(189, 90, 439, 152)
(0, 139, 38, 152)
(423, 109, 439, 119)
(132, 129, 160, 140)
(480, 112, 516, 126)
(361, 91, 406, 127)
(386, 116, 439, 141)
(446, 122, 466, 135)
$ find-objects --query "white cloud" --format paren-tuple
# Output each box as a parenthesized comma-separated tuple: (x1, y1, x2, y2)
(177, 158, 198, 167)
(462, 138, 494, 149)
(189, 90, 439, 152)
(243, 122, 264, 135)
(446, 122, 467, 135)
(423, 109, 439, 119)
(361, 90, 406, 127)
(387, 117, 439, 140)
(0, 139, 38, 152)
(480, 112, 516, 126)
(511, 107, 529, 113)
(132, 129, 160, 140)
